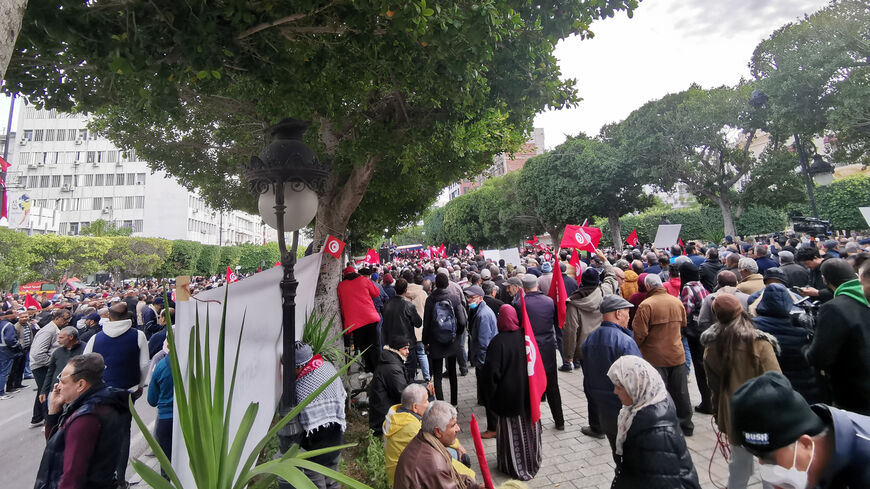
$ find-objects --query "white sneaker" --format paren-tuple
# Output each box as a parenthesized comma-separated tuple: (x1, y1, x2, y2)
(0, 395, 12, 400)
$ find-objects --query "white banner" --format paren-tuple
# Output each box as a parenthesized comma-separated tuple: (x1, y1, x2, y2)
(499, 248, 522, 266)
(171, 252, 323, 486)
(653, 224, 682, 249)
(860, 207, 870, 228)
(482, 249, 501, 263)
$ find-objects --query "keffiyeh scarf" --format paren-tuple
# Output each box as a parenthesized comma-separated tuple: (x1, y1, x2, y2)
(295, 355, 347, 435)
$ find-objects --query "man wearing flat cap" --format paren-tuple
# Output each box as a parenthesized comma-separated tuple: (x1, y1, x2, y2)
(580, 295, 642, 451)
(731, 371, 870, 489)
(464, 285, 498, 437)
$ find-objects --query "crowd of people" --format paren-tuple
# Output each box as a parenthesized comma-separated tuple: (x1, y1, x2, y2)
(2, 233, 870, 488)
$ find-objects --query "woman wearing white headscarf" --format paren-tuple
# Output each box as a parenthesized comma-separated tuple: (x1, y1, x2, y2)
(607, 356, 700, 489)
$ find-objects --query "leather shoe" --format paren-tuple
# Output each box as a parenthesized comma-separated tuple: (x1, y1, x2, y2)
(580, 426, 604, 439)
(694, 404, 713, 415)
(480, 430, 497, 439)
(558, 363, 573, 372)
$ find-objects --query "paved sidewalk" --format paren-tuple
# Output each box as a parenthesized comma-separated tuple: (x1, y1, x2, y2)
(451, 363, 765, 489)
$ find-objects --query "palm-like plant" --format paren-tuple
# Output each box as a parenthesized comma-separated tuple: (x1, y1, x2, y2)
(302, 310, 350, 366)
(130, 291, 371, 489)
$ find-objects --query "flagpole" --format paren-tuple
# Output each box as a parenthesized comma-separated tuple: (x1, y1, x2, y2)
(1, 93, 14, 228)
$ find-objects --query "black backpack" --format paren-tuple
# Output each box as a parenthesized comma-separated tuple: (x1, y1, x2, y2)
(433, 300, 457, 345)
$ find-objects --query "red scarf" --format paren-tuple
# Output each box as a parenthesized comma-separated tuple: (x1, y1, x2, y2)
(297, 354, 324, 379)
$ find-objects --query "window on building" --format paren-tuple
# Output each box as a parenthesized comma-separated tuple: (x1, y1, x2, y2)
(94, 174, 103, 186)
(115, 174, 124, 185)
(135, 173, 146, 185)
(16, 175, 26, 186)
(188, 219, 194, 231)
(69, 222, 79, 235)
(59, 222, 68, 234)
(63, 175, 72, 186)
(84, 174, 93, 186)
(68, 129, 77, 140)
(127, 173, 135, 185)
(28, 176, 38, 188)
(23, 130, 33, 141)
(20, 153, 32, 165)
(114, 197, 124, 209)
(125, 196, 134, 209)
(56, 129, 66, 141)
(44, 129, 55, 142)
(97, 151, 104, 163)
(135, 196, 144, 208)
(123, 220, 133, 230)
(39, 176, 49, 188)
(107, 151, 118, 163)
(33, 129, 44, 142)
(51, 175, 61, 187)
(105, 174, 114, 186)
(92, 197, 102, 210)
(133, 220, 143, 233)
(69, 198, 79, 211)
(86, 151, 96, 163)
(78, 129, 88, 141)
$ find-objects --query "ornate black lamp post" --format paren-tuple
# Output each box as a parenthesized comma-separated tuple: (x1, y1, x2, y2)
(243, 118, 329, 409)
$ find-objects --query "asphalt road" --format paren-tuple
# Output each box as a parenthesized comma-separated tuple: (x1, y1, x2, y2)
(0, 377, 158, 489)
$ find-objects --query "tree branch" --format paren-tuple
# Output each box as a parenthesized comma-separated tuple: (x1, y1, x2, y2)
(236, 1, 339, 40)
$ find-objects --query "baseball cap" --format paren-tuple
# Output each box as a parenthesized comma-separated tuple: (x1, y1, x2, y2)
(463, 285, 484, 297)
(730, 371, 825, 456)
(480, 269, 492, 280)
(85, 312, 101, 322)
(762, 267, 789, 287)
(599, 295, 634, 314)
(506, 277, 523, 288)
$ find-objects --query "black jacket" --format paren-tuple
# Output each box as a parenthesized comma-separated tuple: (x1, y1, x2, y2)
(753, 285, 829, 405)
(422, 287, 467, 360)
(482, 329, 530, 418)
(780, 262, 810, 288)
(483, 296, 504, 318)
(805, 290, 870, 415)
(612, 399, 701, 489)
(698, 259, 724, 293)
(368, 349, 408, 433)
(381, 296, 421, 347)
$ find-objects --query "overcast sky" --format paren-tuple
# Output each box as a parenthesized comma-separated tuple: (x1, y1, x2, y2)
(2, 0, 829, 149)
(534, 0, 830, 148)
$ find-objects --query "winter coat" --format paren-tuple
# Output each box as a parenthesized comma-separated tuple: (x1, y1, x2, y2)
(383, 405, 476, 485)
(141, 305, 161, 339)
(736, 274, 765, 295)
(468, 301, 497, 368)
(369, 349, 408, 433)
(482, 329, 530, 418)
(599, 261, 621, 297)
(753, 284, 829, 405)
(521, 291, 558, 371)
(698, 259, 724, 293)
(755, 256, 779, 274)
(663, 277, 682, 297)
(780, 262, 810, 288)
(42, 343, 85, 396)
(701, 322, 781, 441)
(337, 275, 381, 333)
(611, 399, 701, 489)
(30, 322, 61, 370)
(564, 286, 604, 361)
(381, 296, 422, 347)
(580, 322, 642, 437)
(697, 287, 749, 331)
(422, 287, 468, 360)
(34, 384, 129, 489)
(633, 288, 687, 368)
(147, 356, 174, 420)
(0, 320, 20, 361)
(806, 279, 870, 415)
(621, 271, 639, 300)
(393, 432, 483, 489)
(809, 404, 870, 488)
(404, 284, 428, 341)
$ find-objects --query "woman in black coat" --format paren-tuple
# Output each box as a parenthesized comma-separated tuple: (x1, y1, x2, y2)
(607, 355, 700, 489)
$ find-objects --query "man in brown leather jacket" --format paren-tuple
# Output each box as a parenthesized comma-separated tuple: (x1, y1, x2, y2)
(394, 400, 483, 489)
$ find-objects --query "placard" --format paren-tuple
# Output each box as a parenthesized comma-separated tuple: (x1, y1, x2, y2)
(482, 249, 501, 263)
(653, 224, 682, 249)
(860, 207, 870, 228)
(499, 248, 522, 266)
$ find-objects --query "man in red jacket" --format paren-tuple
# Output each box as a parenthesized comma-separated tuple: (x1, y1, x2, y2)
(338, 266, 382, 372)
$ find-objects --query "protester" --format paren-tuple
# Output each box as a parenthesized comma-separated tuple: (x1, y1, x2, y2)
(698, 248, 724, 293)
(465, 285, 498, 435)
(34, 353, 129, 489)
(580, 295, 642, 450)
(370, 337, 413, 435)
(381, 278, 422, 379)
(147, 340, 174, 478)
(563, 268, 606, 373)
(0, 311, 22, 400)
(40, 327, 85, 410)
(423, 273, 468, 405)
(736, 258, 764, 294)
(679, 262, 710, 414)
(337, 266, 382, 374)
(731, 371, 870, 489)
(701, 294, 781, 488)
(607, 355, 700, 488)
(29, 309, 71, 427)
(393, 401, 484, 489)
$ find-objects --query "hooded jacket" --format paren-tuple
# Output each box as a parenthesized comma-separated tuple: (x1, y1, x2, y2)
(369, 348, 408, 433)
(810, 404, 870, 488)
(337, 274, 381, 333)
(84, 319, 149, 391)
(753, 284, 829, 405)
(564, 286, 604, 361)
(422, 287, 467, 360)
(621, 270, 639, 300)
(698, 259, 724, 293)
(806, 279, 870, 415)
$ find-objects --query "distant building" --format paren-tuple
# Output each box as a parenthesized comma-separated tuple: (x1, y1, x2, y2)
(2, 106, 274, 244)
(447, 128, 545, 200)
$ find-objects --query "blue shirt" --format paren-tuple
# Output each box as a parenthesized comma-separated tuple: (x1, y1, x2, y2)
(147, 356, 174, 419)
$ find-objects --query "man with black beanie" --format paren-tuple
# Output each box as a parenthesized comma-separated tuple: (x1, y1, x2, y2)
(731, 371, 870, 488)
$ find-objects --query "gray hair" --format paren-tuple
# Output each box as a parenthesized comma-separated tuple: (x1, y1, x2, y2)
(644, 274, 663, 289)
(59, 326, 79, 340)
(779, 250, 794, 264)
(738, 257, 758, 274)
(421, 400, 457, 434)
(53, 309, 71, 320)
(401, 383, 429, 411)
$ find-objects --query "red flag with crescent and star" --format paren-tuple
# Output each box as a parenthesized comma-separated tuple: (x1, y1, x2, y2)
(520, 290, 547, 424)
(525, 235, 539, 246)
(323, 235, 345, 259)
(560, 224, 602, 253)
(364, 249, 380, 265)
(569, 248, 582, 271)
(626, 229, 639, 247)
(226, 266, 239, 283)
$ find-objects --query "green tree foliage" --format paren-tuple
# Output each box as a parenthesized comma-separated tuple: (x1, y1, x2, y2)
(816, 174, 870, 230)
(422, 206, 448, 247)
(195, 245, 221, 276)
(104, 237, 172, 279)
(613, 84, 803, 237)
(390, 225, 425, 246)
(79, 219, 133, 237)
(236, 242, 281, 274)
(156, 240, 202, 278)
(0, 228, 36, 289)
(751, 0, 870, 164)
(217, 246, 243, 271)
(27, 234, 112, 286)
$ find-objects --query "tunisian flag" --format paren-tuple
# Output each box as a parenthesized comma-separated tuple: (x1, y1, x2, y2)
(626, 229, 639, 247)
(469, 415, 496, 489)
(525, 235, 539, 246)
(560, 224, 602, 253)
(519, 290, 547, 424)
(323, 235, 346, 259)
(364, 249, 380, 265)
(547, 262, 567, 329)
(24, 294, 41, 310)
(569, 248, 582, 272)
(226, 266, 239, 283)
(438, 243, 446, 258)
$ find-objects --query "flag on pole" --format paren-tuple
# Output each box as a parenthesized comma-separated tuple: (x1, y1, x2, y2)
(547, 259, 567, 329)
(678, 238, 684, 249)
(569, 248, 582, 272)
(364, 249, 380, 265)
(24, 294, 41, 310)
(438, 243, 446, 258)
(581, 218, 588, 227)
(469, 415, 496, 489)
(519, 290, 547, 424)
(323, 235, 346, 259)
(466, 244, 475, 255)
(525, 235, 539, 246)
(560, 224, 602, 253)
(543, 252, 552, 263)
(226, 266, 239, 283)
(0, 156, 10, 172)
(626, 229, 639, 247)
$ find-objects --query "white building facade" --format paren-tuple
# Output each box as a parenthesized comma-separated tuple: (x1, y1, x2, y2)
(4, 106, 270, 244)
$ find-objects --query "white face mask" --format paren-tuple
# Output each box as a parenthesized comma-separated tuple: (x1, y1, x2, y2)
(758, 440, 814, 489)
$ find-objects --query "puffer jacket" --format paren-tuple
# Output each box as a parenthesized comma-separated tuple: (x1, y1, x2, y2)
(753, 284, 829, 404)
(368, 349, 408, 433)
(701, 321, 781, 441)
(612, 398, 701, 489)
(621, 270, 639, 300)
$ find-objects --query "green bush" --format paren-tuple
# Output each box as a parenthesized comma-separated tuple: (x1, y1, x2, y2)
(156, 240, 202, 277)
(816, 174, 870, 230)
(195, 244, 221, 276)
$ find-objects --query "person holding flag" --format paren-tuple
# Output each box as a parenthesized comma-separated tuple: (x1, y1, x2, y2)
(481, 304, 542, 481)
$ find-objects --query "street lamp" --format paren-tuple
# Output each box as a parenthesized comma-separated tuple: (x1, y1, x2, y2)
(808, 154, 835, 187)
(243, 118, 329, 409)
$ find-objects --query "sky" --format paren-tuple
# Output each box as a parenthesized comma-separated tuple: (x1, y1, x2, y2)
(2, 0, 830, 149)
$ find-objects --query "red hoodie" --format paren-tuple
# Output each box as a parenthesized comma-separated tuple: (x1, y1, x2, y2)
(663, 276, 682, 297)
(337, 275, 381, 333)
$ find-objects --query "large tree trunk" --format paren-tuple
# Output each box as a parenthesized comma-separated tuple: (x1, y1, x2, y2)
(0, 0, 27, 81)
(716, 197, 736, 238)
(608, 213, 622, 249)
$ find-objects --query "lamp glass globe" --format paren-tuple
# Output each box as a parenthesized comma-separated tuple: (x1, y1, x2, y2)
(258, 185, 318, 232)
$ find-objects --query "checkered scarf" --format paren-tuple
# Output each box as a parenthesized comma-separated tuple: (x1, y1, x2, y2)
(295, 356, 346, 435)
